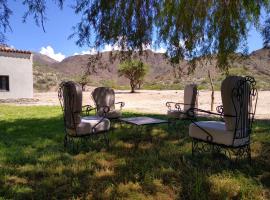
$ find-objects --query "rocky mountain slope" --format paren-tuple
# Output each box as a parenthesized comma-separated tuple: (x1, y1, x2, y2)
(33, 48, 270, 91)
(33, 53, 59, 66)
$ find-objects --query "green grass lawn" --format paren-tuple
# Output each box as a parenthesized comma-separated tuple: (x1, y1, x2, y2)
(0, 105, 269, 199)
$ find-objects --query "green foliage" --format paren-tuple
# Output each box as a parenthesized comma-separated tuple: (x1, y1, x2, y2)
(33, 66, 59, 92)
(99, 79, 118, 88)
(74, 73, 91, 91)
(118, 59, 149, 93)
(143, 82, 184, 90)
(71, 0, 270, 72)
(0, 105, 269, 199)
(1, 1, 270, 72)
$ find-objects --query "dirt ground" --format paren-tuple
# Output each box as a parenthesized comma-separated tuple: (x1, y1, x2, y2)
(3, 89, 269, 119)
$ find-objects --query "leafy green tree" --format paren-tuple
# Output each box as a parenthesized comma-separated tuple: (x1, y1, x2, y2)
(75, 72, 91, 91)
(1, 1, 270, 73)
(118, 60, 148, 93)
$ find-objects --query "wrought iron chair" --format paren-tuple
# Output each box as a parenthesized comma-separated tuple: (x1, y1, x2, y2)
(92, 87, 125, 120)
(58, 81, 111, 150)
(166, 84, 198, 125)
(188, 76, 258, 163)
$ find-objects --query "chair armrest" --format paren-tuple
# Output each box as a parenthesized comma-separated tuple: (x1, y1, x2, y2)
(188, 107, 236, 143)
(166, 102, 195, 111)
(187, 107, 235, 119)
(97, 105, 110, 117)
(82, 105, 95, 116)
(190, 120, 214, 142)
(166, 101, 182, 111)
(91, 116, 110, 133)
(115, 102, 125, 110)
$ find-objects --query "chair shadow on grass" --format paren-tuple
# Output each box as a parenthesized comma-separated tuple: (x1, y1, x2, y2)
(0, 113, 269, 199)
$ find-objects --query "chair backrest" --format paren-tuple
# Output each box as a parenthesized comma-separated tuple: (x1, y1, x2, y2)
(184, 84, 198, 111)
(58, 81, 82, 129)
(221, 76, 257, 139)
(92, 87, 115, 112)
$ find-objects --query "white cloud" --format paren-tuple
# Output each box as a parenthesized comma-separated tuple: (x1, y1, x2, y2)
(73, 44, 122, 55)
(103, 44, 122, 52)
(73, 48, 98, 56)
(73, 44, 167, 56)
(142, 44, 151, 51)
(152, 47, 166, 53)
(40, 46, 66, 62)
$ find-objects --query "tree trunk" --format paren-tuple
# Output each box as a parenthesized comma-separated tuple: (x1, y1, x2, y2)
(208, 70, 214, 111)
(81, 84, 86, 91)
(130, 80, 135, 93)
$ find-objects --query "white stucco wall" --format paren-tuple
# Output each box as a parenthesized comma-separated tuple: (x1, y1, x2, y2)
(0, 52, 33, 99)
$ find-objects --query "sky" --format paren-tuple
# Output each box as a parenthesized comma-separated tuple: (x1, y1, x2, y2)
(5, 1, 265, 62)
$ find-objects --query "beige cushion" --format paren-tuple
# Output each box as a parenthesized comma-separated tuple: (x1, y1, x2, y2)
(97, 109, 122, 119)
(63, 81, 82, 128)
(167, 110, 187, 119)
(67, 116, 110, 136)
(92, 87, 115, 112)
(221, 76, 250, 132)
(189, 121, 249, 147)
(184, 84, 198, 111)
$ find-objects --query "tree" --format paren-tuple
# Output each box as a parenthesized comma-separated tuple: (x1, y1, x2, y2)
(118, 60, 148, 93)
(75, 71, 91, 91)
(0, 1, 270, 73)
(77, 74, 90, 91)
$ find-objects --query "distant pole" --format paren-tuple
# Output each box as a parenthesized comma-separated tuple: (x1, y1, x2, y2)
(208, 70, 214, 111)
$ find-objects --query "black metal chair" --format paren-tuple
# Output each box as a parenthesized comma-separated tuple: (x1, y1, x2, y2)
(58, 81, 111, 150)
(188, 76, 258, 163)
(166, 84, 198, 126)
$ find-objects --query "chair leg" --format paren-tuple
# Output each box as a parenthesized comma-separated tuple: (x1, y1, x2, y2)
(168, 118, 178, 131)
(168, 118, 172, 128)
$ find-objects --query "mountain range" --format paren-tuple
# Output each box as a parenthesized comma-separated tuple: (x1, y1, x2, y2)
(32, 48, 270, 91)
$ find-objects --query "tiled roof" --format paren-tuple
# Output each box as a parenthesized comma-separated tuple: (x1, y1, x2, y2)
(0, 47, 31, 54)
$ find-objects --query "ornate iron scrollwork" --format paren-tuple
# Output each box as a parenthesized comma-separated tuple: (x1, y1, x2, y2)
(175, 103, 182, 111)
(192, 139, 251, 164)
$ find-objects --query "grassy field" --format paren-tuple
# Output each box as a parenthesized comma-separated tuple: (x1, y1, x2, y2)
(0, 105, 269, 199)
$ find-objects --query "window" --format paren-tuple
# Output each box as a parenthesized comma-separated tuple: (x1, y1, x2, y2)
(0, 76, 9, 91)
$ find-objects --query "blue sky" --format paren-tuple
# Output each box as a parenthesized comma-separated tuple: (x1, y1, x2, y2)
(5, 1, 265, 61)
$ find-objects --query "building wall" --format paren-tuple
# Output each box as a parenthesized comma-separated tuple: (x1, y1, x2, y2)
(0, 52, 33, 99)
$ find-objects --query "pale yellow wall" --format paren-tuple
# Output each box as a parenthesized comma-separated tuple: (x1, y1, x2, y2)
(0, 53, 33, 99)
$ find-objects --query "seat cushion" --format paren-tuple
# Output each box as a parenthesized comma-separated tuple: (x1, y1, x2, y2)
(98, 109, 122, 119)
(189, 121, 249, 147)
(67, 116, 110, 136)
(167, 110, 187, 119)
(184, 84, 198, 111)
(92, 87, 116, 110)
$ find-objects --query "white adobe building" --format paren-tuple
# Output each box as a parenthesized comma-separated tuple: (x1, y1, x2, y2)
(0, 45, 33, 99)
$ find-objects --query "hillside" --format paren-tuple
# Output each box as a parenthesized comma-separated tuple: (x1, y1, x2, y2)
(33, 53, 59, 66)
(50, 50, 174, 86)
(32, 53, 61, 91)
(33, 48, 270, 91)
